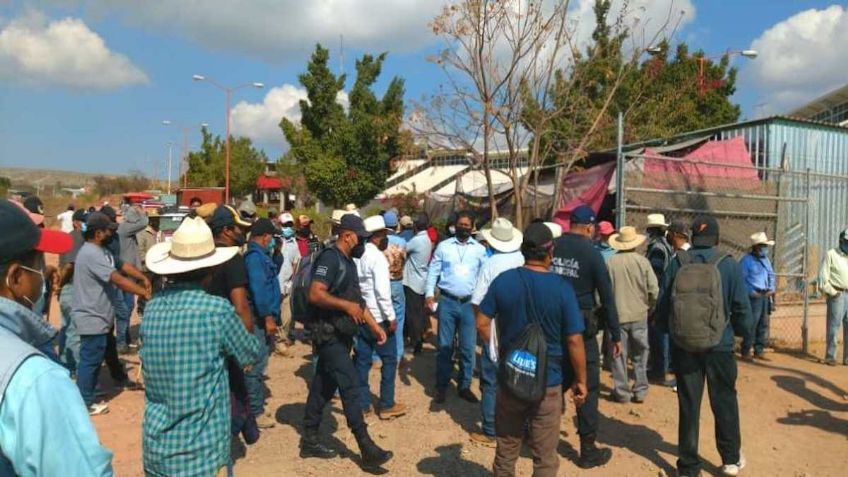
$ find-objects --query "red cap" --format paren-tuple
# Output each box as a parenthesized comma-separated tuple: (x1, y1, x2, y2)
(36, 229, 73, 255)
(597, 221, 615, 236)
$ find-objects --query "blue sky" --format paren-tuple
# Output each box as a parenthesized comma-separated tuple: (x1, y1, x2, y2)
(1, 1, 846, 179)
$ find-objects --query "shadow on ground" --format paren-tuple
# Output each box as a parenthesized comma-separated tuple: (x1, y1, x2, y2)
(416, 443, 490, 476)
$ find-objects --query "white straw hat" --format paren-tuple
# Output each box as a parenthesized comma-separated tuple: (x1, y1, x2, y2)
(646, 214, 669, 229)
(364, 215, 389, 233)
(146, 217, 239, 275)
(544, 222, 563, 239)
(609, 226, 647, 251)
(481, 218, 523, 253)
(750, 231, 775, 247)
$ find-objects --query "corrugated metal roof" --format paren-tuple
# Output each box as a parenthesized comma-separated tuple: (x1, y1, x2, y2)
(787, 83, 848, 118)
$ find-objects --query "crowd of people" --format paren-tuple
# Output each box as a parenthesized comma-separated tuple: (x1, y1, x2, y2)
(1, 194, 846, 477)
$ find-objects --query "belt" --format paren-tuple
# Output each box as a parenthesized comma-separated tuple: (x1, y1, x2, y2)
(439, 289, 471, 303)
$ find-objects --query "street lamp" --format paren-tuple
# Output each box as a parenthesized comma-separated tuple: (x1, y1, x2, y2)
(192, 74, 264, 202)
(163, 119, 207, 189)
(696, 49, 758, 96)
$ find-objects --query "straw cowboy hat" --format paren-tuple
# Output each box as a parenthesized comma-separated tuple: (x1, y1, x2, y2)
(750, 231, 775, 247)
(146, 217, 239, 275)
(544, 222, 562, 239)
(609, 226, 647, 251)
(645, 214, 670, 229)
(481, 218, 523, 253)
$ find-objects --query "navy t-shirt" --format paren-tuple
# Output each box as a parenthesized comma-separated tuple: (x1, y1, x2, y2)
(480, 268, 584, 386)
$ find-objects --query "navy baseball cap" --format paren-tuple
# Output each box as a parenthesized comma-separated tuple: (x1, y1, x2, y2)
(570, 205, 597, 225)
(691, 216, 719, 247)
(86, 212, 118, 231)
(340, 214, 371, 237)
(72, 209, 88, 222)
(251, 218, 278, 236)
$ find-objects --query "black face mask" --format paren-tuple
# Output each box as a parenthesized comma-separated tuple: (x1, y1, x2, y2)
(105, 232, 117, 245)
(297, 228, 310, 238)
(351, 241, 366, 259)
(455, 226, 472, 240)
(378, 236, 389, 251)
(232, 229, 246, 247)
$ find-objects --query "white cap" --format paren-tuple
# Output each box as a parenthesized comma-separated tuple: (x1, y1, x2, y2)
(363, 215, 387, 233)
(544, 222, 563, 239)
(279, 212, 294, 224)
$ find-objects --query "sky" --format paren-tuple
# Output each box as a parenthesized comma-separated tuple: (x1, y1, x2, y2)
(1, 0, 847, 179)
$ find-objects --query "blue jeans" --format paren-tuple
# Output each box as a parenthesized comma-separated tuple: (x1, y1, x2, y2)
(245, 324, 269, 416)
(58, 285, 80, 372)
(826, 294, 848, 363)
(391, 280, 406, 358)
(114, 290, 133, 347)
(354, 323, 398, 410)
(742, 296, 770, 355)
(479, 344, 497, 437)
(436, 295, 477, 391)
(77, 334, 108, 407)
(649, 320, 671, 377)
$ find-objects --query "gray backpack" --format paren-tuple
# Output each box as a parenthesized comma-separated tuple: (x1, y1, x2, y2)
(669, 251, 729, 352)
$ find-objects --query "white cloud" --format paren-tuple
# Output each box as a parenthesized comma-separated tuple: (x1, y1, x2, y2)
(0, 10, 148, 89)
(571, 0, 697, 51)
(64, 0, 444, 59)
(230, 85, 348, 147)
(743, 5, 848, 114)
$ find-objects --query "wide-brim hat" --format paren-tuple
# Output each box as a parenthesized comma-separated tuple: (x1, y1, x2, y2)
(609, 226, 647, 251)
(646, 213, 669, 229)
(750, 231, 774, 247)
(146, 217, 239, 275)
(481, 218, 523, 253)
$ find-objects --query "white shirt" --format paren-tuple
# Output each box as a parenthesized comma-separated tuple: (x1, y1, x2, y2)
(57, 210, 74, 233)
(355, 242, 395, 323)
(277, 238, 301, 296)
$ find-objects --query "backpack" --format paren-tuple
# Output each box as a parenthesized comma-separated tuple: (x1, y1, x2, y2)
(498, 269, 548, 404)
(290, 248, 346, 324)
(669, 251, 729, 353)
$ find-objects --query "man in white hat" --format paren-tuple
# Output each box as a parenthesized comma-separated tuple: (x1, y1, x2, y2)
(739, 232, 776, 362)
(606, 226, 658, 403)
(468, 217, 524, 447)
(645, 213, 675, 387)
(819, 228, 848, 366)
(141, 217, 260, 477)
(354, 215, 406, 420)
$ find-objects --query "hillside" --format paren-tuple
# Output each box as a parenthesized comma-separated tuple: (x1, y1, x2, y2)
(0, 166, 115, 188)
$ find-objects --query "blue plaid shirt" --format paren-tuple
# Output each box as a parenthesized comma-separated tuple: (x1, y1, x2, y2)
(140, 283, 260, 477)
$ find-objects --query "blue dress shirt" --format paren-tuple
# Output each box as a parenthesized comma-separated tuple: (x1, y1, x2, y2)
(425, 237, 488, 299)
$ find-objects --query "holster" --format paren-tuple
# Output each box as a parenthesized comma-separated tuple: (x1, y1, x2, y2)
(582, 309, 600, 338)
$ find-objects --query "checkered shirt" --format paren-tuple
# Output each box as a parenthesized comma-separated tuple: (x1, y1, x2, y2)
(140, 283, 260, 477)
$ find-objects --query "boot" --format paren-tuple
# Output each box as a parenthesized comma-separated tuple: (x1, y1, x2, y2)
(578, 434, 612, 469)
(356, 431, 393, 470)
(299, 429, 338, 459)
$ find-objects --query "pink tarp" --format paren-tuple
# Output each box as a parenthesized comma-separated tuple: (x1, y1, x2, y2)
(553, 162, 615, 231)
(642, 136, 761, 191)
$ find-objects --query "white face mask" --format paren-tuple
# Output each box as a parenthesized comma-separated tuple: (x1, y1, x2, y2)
(6, 264, 45, 311)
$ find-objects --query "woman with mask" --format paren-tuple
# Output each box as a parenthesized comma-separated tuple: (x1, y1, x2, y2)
(739, 232, 776, 362)
(0, 199, 115, 475)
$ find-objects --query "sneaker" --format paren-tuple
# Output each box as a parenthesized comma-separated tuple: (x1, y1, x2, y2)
(458, 388, 479, 404)
(88, 402, 110, 416)
(721, 453, 746, 476)
(632, 395, 645, 404)
(378, 402, 407, 420)
(255, 413, 276, 428)
(469, 431, 496, 448)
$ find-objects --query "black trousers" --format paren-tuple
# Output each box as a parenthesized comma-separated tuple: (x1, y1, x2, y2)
(562, 329, 600, 438)
(404, 286, 427, 346)
(105, 327, 127, 381)
(673, 348, 741, 475)
(303, 336, 367, 439)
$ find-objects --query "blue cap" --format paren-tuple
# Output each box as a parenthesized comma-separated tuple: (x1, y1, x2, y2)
(384, 211, 399, 228)
(570, 205, 596, 225)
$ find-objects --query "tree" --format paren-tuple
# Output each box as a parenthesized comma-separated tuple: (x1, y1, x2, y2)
(185, 126, 267, 199)
(281, 44, 407, 207)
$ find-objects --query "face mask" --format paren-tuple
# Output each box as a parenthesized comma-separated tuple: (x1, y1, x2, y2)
(105, 232, 116, 245)
(351, 236, 366, 259)
(757, 246, 769, 257)
(455, 226, 472, 240)
(282, 227, 295, 239)
(485, 247, 494, 258)
(81, 223, 88, 233)
(7, 264, 45, 312)
(840, 241, 848, 254)
(231, 229, 246, 247)
(297, 228, 310, 237)
(448, 225, 456, 236)
(266, 237, 276, 254)
(378, 236, 389, 251)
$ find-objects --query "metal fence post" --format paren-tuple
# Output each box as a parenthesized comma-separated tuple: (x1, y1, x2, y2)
(615, 112, 625, 228)
(802, 168, 811, 355)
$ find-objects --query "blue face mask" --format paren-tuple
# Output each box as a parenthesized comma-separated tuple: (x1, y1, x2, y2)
(282, 227, 295, 239)
(81, 223, 88, 233)
(266, 237, 276, 254)
(758, 246, 769, 257)
(840, 241, 848, 254)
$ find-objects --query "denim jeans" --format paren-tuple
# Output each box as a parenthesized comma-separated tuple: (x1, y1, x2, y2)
(114, 290, 133, 347)
(390, 280, 406, 358)
(58, 285, 80, 372)
(354, 323, 398, 410)
(436, 295, 477, 391)
(649, 319, 671, 378)
(245, 324, 269, 416)
(826, 293, 848, 363)
(77, 334, 108, 407)
(742, 295, 770, 356)
(479, 344, 497, 437)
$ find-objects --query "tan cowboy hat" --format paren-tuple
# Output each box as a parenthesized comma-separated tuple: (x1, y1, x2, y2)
(146, 217, 239, 275)
(645, 213, 669, 229)
(194, 202, 217, 219)
(750, 231, 775, 247)
(609, 226, 647, 251)
(481, 218, 523, 253)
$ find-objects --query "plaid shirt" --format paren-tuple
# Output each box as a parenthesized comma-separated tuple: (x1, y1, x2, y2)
(140, 283, 260, 477)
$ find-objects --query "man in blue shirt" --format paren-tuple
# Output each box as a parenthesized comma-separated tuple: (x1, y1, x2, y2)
(244, 218, 282, 429)
(739, 232, 776, 362)
(403, 213, 433, 355)
(426, 210, 488, 404)
(469, 218, 525, 447)
(0, 199, 114, 476)
(477, 222, 587, 477)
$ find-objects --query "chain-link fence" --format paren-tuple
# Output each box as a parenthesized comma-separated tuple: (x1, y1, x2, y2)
(618, 153, 821, 352)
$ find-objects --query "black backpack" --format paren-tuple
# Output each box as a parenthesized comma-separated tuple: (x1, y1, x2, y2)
(290, 247, 346, 324)
(498, 269, 548, 404)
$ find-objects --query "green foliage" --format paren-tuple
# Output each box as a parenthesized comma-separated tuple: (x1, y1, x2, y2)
(186, 127, 267, 198)
(0, 176, 10, 196)
(92, 172, 150, 196)
(282, 44, 406, 207)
